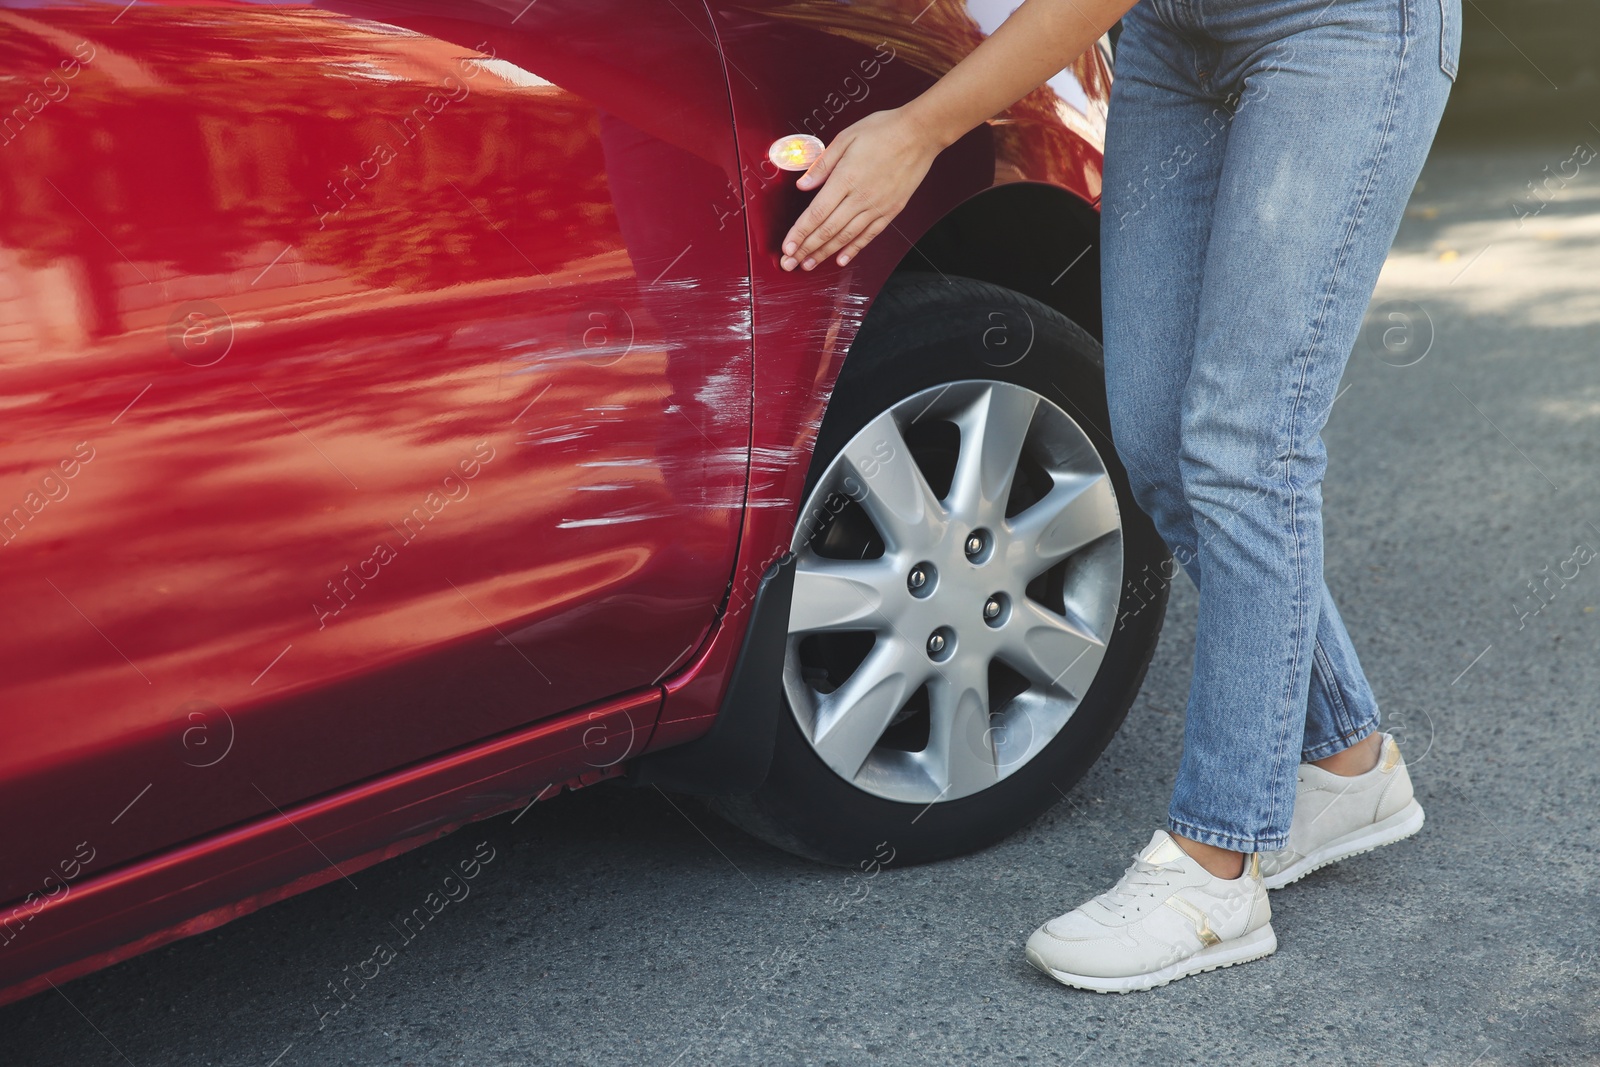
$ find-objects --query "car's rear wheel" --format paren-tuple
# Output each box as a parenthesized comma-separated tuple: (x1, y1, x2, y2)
(711, 273, 1169, 866)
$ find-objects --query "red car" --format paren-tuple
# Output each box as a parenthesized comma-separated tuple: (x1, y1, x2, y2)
(0, 0, 1167, 1005)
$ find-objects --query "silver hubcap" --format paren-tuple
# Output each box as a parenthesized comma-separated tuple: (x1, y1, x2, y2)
(784, 380, 1124, 805)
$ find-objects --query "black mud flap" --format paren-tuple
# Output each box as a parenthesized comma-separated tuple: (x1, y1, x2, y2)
(630, 552, 796, 795)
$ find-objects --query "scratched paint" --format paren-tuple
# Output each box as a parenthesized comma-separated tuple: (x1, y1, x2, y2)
(0, 0, 752, 906)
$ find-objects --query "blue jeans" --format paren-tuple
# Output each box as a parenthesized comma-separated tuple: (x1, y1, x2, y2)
(1101, 0, 1459, 851)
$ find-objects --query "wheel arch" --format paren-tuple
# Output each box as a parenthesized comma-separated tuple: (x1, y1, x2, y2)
(892, 182, 1104, 343)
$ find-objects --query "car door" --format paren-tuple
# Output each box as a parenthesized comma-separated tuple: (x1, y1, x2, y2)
(0, 0, 750, 905)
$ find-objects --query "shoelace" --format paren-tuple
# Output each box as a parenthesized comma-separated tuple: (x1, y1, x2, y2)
(1089, 855, 1185, 918)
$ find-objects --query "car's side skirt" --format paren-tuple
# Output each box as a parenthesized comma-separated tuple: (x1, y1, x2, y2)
(0, 689, 660, 1007)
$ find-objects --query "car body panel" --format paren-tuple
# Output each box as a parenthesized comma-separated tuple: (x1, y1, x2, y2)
(0, 1, 747, 905)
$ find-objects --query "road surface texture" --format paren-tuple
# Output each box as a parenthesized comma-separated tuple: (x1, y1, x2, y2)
(3, 144, 1597, 1067)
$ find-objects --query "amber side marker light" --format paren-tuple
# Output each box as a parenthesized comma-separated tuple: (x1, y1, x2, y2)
(768, 134, 824, 172)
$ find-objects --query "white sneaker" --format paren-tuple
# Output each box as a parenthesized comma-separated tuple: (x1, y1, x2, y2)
(1258, 731, 1425, 890)
(1025, 830, 1276, 993)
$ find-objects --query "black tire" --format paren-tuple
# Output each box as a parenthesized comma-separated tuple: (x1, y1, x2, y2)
(711, 273, 1169, 866)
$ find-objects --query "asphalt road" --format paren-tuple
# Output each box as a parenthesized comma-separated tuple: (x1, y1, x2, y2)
(4, 143, 1598, 1067)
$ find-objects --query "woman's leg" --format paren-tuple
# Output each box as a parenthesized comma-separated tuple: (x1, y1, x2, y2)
(1103, 1, 1386, 781)
(1025, 0, 1456, 991)
(1164, 0, 1455, 852)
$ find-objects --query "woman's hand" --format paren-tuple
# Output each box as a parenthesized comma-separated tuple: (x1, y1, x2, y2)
(779, 106, 945, 271)
(777, 0, 1132, 271)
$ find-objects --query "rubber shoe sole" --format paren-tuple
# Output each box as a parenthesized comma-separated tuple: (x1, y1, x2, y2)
(1261, 799, 1425, 891)
(1025, 924, 1278, 994)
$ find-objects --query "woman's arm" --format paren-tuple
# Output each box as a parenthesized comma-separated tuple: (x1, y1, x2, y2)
(779, 0, 1137, 272)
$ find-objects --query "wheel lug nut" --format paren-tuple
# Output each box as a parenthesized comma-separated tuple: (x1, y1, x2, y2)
(964, 529, 991, 561)
(907, 561, 937, 598)
(925, 626, 955, 660)
(927, 633, 945, 654)
(965, 533, 984, 556)
(983, 592, 1010, 627)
